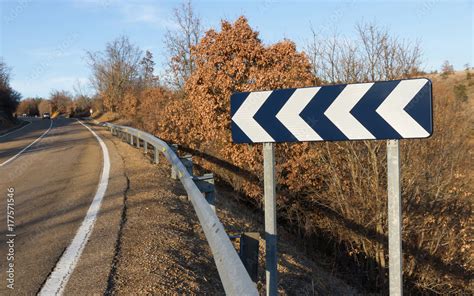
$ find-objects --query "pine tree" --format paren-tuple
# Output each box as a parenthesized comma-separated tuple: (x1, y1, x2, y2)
(140, 50, 158, 87)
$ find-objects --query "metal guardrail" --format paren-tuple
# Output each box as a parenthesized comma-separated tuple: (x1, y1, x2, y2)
(102, 122, 258, 296)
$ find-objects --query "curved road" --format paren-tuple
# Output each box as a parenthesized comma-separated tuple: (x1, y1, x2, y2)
(0, 118, 124, 295)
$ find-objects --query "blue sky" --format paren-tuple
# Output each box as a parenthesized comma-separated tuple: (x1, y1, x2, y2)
(1, 0, 472, 98)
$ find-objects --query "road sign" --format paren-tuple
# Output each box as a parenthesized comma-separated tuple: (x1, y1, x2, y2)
(231, 78, 432, 143)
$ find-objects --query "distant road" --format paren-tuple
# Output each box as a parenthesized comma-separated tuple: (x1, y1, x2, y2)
(0, 118, 122, 295)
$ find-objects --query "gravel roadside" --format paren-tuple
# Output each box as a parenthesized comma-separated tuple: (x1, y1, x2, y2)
(105, 134, 224, 295)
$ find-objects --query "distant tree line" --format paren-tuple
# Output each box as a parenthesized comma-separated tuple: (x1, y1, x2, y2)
(16, 89, 93, 118)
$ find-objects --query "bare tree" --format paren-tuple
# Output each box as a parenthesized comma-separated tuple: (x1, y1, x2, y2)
(87, 36, 143, 112)
(164, 0, 202, 90)
(50, 90, 72, 114)
(441, 60, 454, 77)
(306, 22, 422, 84)
(38, 99, 51, 115)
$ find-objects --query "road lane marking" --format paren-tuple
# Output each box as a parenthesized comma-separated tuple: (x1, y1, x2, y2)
(39, 120, 111, 296)
(0, 120, 53, 167)
(0, 120, 32, 138)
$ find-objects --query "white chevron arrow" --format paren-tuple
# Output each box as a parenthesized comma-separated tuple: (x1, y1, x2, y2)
(324, 83, 376, 139)
(276, 87, 323, 141)
(232, 91, 274, 142)
(376, 78, 430, 138)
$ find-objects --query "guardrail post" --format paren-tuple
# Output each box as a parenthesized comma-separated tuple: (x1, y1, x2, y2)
(170, 144, 179, 179)
(180, 154, 193, 175)
(170, 144, 178, 153)
(239, 232, 260, 283)
(193, 173, 216, 212)
(130, 134, 134, 146)
(136, 137, 140, 148)
(144, 141, 148, 154)
(154, 146, 160, 164)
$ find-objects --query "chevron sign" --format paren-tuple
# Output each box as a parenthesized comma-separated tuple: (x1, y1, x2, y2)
(230, 78, 432, 143)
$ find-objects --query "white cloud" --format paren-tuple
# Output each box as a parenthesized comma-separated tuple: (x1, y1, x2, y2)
(74, 0, 176, 29)
(119, 3, 177, 29)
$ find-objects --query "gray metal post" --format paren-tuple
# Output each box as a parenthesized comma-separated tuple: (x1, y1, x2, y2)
(136, 137, 140, 148)
(144, 141, 148, 154)
(263, 142, 277, 296)
(387, 140, 402, 296)
(154, 146, 160, 164)
(239, 232, 260, 283)
(181, 154, 194, 175)
(195, 173, 216, 212)
(130, 134, 134, 145)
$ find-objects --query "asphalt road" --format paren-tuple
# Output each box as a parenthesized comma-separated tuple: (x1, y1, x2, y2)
(0, 118, 124, 295)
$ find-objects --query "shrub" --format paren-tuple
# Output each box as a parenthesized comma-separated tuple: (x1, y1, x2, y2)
(453, 83, 468, 101)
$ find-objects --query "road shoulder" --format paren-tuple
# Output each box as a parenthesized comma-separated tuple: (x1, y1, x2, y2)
(63, 123, 127, 295)
(102, 127, 225, 295)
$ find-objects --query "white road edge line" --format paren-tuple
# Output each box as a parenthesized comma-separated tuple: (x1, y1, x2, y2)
(0, 120, 32, 138)
(39, 120, 111, 296)
(0, 119, 53, 167)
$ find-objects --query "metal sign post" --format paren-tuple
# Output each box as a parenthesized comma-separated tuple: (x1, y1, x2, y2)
(263, 142, 277, 296)
(387, 140, 402, 295)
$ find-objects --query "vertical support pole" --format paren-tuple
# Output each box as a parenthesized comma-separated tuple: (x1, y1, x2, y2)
(181, 154, 193, 175)
(136, 136, 140, 148)
(144, 141, 148, 154)
(193, 174, 216, 212)
(387, 140, 402, 296)
(130, 134, 134, 145)
(154, 146, 159, 164)
(263, 142, 277, 296)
